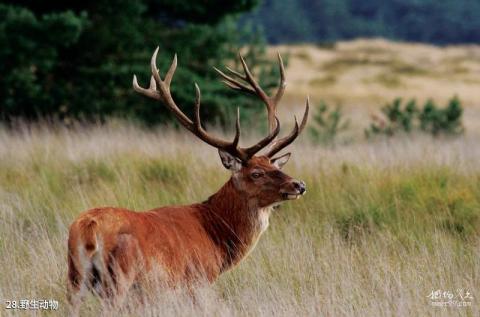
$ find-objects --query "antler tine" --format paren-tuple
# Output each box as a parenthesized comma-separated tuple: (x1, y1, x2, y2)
(214, 67, 256, 95)
(215, 53, 289, 133)
(273, 53, 286, 106)
(192, 83, 240, 150)
(164, 53, 177, 88)
(193, 83, 203, 131)
(238, 54, 270, 104)
(134, 47, 282, 162)
(265, 97, 310, 158)
(150, 47, 163, 88)
(232, 107, 241, 148)
(133, 75, 161, 100)
(225, 66, 245, 80)
(244, 117, 280, 157)
(191, 82, 237, 148)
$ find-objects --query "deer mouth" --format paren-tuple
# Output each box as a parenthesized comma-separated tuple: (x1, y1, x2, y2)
(281, 192, 302, 200)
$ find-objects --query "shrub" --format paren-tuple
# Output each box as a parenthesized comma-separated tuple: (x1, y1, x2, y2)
(365, 96, 464, 138)
(308, 101, 349, 145)
(419, 96, 464, 135)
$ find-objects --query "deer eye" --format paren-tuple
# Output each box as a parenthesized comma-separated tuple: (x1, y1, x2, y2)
(251, 172, 263, 179)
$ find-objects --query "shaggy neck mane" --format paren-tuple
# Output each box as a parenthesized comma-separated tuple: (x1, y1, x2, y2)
(200, 177, 268, 272)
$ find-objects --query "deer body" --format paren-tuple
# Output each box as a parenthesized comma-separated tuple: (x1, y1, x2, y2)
(69, 170, 276, 290)
(67, 49, 309, 313)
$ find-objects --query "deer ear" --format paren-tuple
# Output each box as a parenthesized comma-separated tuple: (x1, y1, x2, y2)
(271, 152, 291, 169)
(218, 149, 242, 172)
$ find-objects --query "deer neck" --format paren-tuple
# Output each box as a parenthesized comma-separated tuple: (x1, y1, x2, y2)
(201, 177, 272, 271)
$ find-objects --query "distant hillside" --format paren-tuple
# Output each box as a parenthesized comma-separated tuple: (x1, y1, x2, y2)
(265, 39, 480, 135)
(242, 0, 480, 45)
(269, 39, 480, 106)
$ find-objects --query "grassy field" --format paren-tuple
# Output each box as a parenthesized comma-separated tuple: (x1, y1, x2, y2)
(0, 121, 479, 316)
(1, 39, 480, 316)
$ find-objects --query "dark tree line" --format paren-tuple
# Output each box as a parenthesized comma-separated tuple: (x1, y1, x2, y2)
(2, 0, 477, 125)
(0, 0, 280, 126)
(242, 0, 480, 44)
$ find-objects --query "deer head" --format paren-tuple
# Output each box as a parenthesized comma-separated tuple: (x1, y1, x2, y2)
(133, 48, 309, 208)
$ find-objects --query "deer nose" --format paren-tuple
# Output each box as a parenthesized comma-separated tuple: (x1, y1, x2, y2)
(293, 180, 306, 194)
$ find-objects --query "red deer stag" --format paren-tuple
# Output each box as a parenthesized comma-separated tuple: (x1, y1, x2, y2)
(67, 47, 309, 312)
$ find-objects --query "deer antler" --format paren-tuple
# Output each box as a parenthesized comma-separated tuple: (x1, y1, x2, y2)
(215, 53, 309, 157)
(133, 47, 280, 162)
(265, 97, 309, 157)
(214, 53, 286, 133)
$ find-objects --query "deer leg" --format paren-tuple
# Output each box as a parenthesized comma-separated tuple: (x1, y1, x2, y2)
(100, 234, 140, 309)
(67, 248, 89, 317)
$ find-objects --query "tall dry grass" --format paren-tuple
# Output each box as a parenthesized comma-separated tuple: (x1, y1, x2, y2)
(0, 121, 478, 316)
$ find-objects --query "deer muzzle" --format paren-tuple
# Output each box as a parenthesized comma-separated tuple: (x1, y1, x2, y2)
(281, 180, 306, 200)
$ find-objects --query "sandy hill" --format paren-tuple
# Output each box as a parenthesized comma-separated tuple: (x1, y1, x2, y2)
(267, 38, 480, 133)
